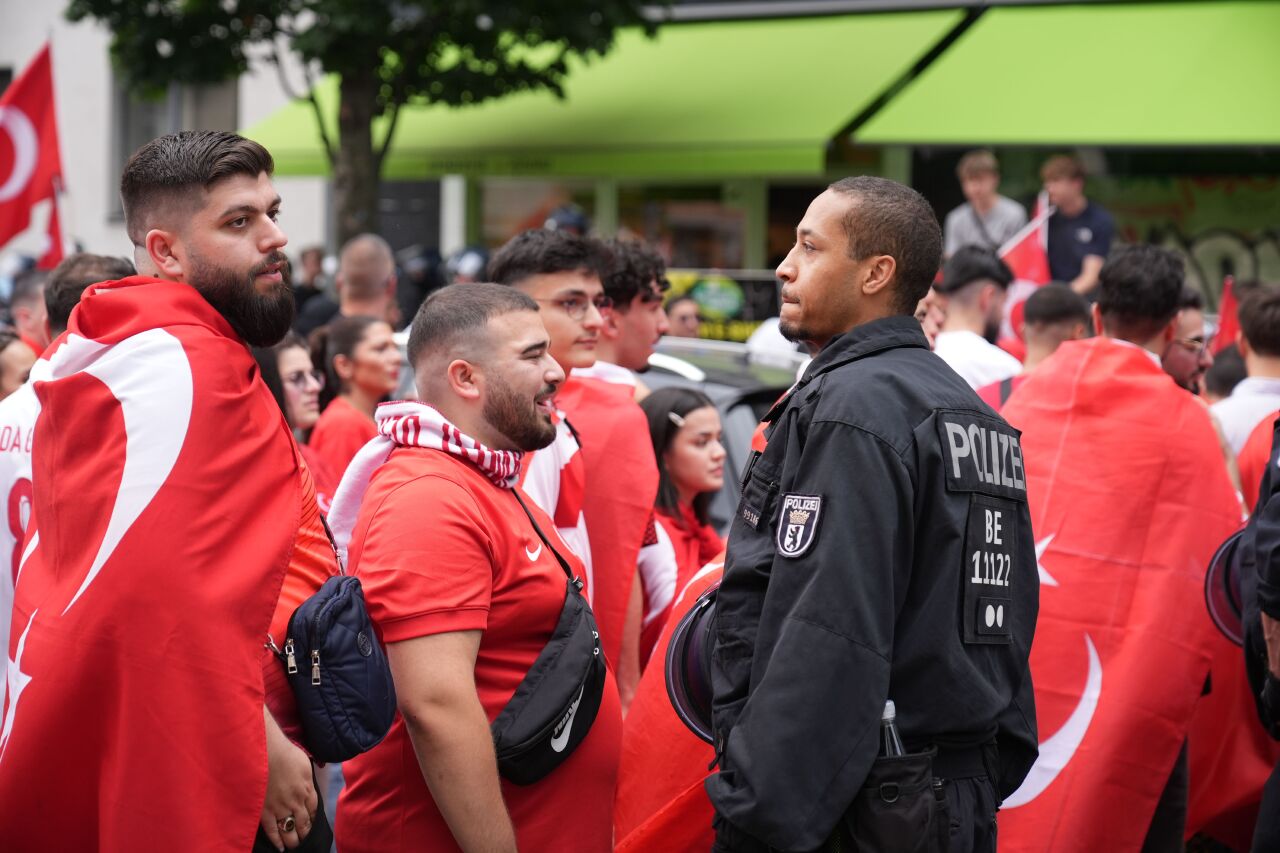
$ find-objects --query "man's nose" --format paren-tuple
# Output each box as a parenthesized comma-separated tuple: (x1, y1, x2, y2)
(776, 246, 797, 283)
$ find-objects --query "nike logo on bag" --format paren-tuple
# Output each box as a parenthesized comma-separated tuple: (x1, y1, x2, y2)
(525, 543, 542, 561)
(550, 685, 585, 753)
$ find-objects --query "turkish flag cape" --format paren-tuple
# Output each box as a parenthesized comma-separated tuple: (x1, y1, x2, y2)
(555, 375, 658, 666)
(0, 43, 62, 249)
(0, 277, 300, 851)
(997, 337, 1240, 852)
(615, 558, 724, 852)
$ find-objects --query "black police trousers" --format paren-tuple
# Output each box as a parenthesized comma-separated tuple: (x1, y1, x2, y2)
(712, 754, 999, 853)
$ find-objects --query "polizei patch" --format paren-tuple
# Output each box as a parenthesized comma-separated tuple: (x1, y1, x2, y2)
(777, 494, 822, 557)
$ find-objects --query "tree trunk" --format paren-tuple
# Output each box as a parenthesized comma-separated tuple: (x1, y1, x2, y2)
(332, 71, 381, 247)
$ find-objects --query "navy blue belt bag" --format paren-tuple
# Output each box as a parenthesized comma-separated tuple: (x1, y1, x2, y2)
(273, 574, 397, 763)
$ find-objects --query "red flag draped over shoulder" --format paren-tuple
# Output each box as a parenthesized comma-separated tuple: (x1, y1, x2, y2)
(997, 337, 1240, 852)
(555, 375, 658, 666)
(0, 44, 62, 249)
(616, 558, 724, 853)
(0, 277, 300, 851)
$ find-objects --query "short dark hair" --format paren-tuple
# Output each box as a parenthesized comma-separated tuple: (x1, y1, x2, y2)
(120, 131, 274, 246)
(1204, 343, 1246, 399)
(487, 229, 611, 287)
(939, 246, 1012, 294)
(640, 386, 719, 527)
(252, 331, 308, 427)
(1096, 245, 1184, 338)
(603, 239, 668, 311)
(1041, 154, 1086, 183)
(1179, 287, 1205, 311)
(45, 253, 136, 335)
(1023, 284, 1091, 327)
(827, 176, 943, 314)
(407, 283, 538, 369)
(309, 315, 382, 408)
(1240, 287, 1280, 357)
(10, 269, 46, 308)
(956, 150, 999, 180)
(338, 234, 395, 302)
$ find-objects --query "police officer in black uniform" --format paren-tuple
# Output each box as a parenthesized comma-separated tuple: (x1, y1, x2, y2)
(708, 177, 1039, 853)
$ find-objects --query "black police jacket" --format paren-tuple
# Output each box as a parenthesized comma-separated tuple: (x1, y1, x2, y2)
(708, 315, 1039, 851)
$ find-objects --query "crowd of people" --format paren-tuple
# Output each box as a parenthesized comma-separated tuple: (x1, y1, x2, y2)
(0, 129, 1276, 853)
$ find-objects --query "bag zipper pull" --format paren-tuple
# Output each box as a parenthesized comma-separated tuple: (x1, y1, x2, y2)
(285, 639, 297, 675)
(311, 650, 321, 686)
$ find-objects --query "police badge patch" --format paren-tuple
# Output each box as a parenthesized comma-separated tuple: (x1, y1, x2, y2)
(776, 494, 822, 558)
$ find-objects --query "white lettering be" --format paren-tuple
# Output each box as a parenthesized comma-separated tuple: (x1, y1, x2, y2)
(985, 510, 1003, 545)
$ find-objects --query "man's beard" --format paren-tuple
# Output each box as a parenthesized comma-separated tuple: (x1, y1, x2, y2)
(483, 373, 557, 452)
(189, 251, 295, 347)
(983, 315, 1002, 344)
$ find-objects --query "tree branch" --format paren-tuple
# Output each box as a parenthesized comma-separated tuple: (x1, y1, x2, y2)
(269, 39, 304, 102)
(300, 59, 338, 169)
(375, 99, 403, 172)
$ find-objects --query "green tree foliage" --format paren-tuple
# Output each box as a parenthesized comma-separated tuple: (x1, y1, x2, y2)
(67, 0, 658, 243)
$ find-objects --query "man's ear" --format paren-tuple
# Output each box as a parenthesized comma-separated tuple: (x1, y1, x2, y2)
(601, 308, 621, 341)
(1090, 303, 1104, 336)
(860, 255, 896, 298)
(1237, 331, 1251, 360)
(445, 358, 482, 401)
(1160, 315, 1180, 344)
(144, 229, 185, 280)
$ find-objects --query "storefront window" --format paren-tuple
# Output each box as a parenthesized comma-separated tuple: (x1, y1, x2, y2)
(481, 179, 594, 247)
(618, 185, 744, 269)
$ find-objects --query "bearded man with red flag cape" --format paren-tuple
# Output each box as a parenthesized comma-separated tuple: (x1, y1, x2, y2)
(0, 132, 317, 851)
(998, 245, 1241, 852)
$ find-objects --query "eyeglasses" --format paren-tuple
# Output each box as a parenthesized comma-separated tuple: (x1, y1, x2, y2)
(535, 293, 613, 321)
(1172, 337, 1208, 356)
(284, 369, 326, 391)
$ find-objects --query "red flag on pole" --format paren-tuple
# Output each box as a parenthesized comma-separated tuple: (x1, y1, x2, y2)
(1212, 276, 1239, 355)
(997, 338, 1241, 852)
(999, 194, 1054, 287)
(0, 44, 63, 251)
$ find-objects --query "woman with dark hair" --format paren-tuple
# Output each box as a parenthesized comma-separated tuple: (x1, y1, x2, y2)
(640, 387, 726, 592)
(308, 315, 400, 479)
(252, 331, 337, 512)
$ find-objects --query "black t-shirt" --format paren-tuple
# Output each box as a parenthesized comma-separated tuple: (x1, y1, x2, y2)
(1047, 201, 1115, 283)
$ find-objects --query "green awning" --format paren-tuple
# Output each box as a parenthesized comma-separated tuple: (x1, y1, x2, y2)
(856, 1, 1280, 147)
(243, 11, 962, 180)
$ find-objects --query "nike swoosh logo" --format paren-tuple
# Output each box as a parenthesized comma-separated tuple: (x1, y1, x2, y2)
(1002, 633, 1102, 808)
(525, 543, 542, 561)
(549, 684, 585, 753)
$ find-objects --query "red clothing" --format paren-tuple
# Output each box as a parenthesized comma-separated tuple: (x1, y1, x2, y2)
(555, 376, 659, 667)
(337, 447, 621, 853)
(263, 452, 340, 744)
(299, 442, 338, 514)
(656, 505, 723, 595)
(1239, 412, 1276, 512)
(975, 373, 1028, 412)
(0, 277, 299, 850)
(18, 333, 42, 358)
(310, 395, 376, 480)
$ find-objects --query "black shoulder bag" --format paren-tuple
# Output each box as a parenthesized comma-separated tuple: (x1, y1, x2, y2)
(491, 492, 607, 785)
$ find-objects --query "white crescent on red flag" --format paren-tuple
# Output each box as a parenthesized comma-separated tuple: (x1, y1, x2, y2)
(0, 44, 62, 251)
(0, 277, 300, 850)
(998, 337, 1240, 851)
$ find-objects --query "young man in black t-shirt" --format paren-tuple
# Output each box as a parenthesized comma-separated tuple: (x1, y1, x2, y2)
(1042, 154, 1115, 298)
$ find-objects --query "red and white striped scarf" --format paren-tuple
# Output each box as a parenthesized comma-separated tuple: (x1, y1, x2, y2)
(327, 400, 522, 565)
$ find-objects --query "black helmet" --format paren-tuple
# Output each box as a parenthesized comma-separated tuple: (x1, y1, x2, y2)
(664, 582, 720, 744)
(1205, 527, 1246, 646)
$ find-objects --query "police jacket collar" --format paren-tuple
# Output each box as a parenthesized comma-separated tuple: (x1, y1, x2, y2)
(805, 315, 929, 382)
(764, 316, 928, 423)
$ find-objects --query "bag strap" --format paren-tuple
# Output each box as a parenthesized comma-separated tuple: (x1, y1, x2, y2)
(970, 205, 999, 249)
(513, 490, 576, 582)
(998, 376, 1015, 406)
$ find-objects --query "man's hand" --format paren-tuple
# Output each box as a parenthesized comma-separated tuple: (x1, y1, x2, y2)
(260, 707, 318, 851)
(391, 630, 518, 853)
(1263, 613, 1280, 680)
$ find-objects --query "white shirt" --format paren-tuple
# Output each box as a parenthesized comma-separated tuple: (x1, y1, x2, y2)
(0, 361, 46, 712)
(933, 330, 1022, 389)
(1211, 376, 1280, 453)
(571, 360, 636, 388)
